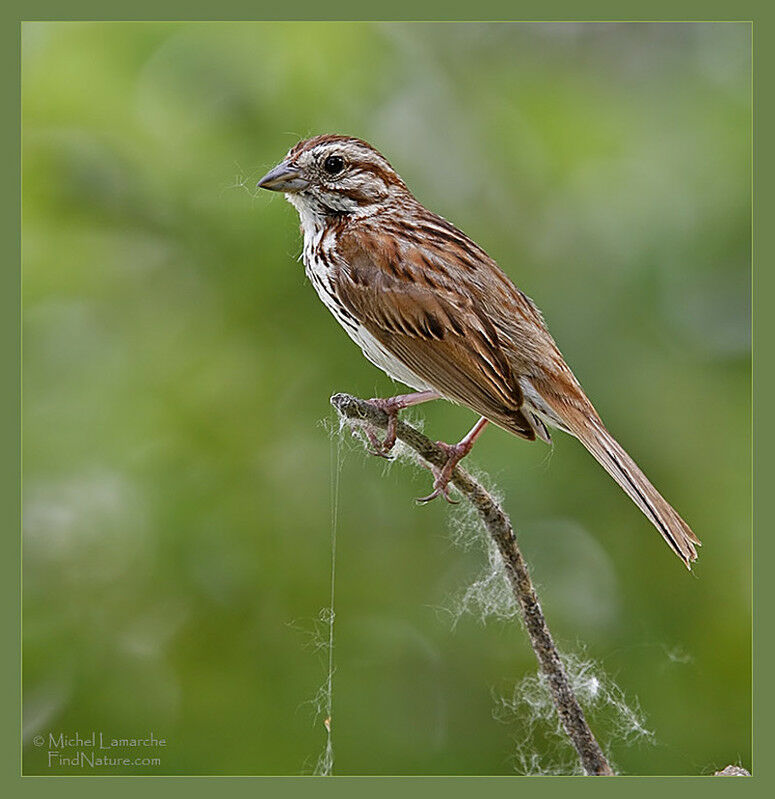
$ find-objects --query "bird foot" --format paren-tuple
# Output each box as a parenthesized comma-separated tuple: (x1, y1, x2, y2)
(416, 440, 472, 505)
(363, 425, 396, 459)
(358, 391, 441, 459)
(364, 398, 400, 458)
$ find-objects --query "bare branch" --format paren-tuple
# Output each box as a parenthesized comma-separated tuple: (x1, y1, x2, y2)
(330, 392, 615, 776)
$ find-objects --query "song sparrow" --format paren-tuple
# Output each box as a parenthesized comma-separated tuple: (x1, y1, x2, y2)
(258, 134, 700, 568)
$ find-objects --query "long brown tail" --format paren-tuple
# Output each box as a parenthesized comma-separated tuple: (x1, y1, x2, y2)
(555, 408, 701, 569)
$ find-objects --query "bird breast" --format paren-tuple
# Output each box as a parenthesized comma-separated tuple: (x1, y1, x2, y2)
(301, 225, 433, 393)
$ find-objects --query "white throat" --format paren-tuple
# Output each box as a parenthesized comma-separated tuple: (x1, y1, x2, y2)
(285, 193, 327, 242)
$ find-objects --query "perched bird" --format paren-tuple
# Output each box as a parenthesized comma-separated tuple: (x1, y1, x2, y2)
(258, 134, 700, 568)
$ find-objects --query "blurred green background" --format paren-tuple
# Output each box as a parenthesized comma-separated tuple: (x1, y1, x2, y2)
(22, 22, 750, 775)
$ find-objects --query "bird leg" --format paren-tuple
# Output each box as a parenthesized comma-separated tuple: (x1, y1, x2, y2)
(417, 417, 490, 504)
(364, 390, 440, 457)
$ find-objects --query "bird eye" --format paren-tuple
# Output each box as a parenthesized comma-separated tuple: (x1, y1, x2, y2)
(323, 155, 345, 175)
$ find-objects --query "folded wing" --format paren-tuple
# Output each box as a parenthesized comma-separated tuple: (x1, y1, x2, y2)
(333, 227, 540, 440)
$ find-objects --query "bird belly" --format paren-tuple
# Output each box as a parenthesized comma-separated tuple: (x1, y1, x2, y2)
(349, 325, 433, 392)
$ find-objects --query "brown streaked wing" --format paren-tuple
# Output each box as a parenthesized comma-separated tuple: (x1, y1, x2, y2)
(333, 228, 537, 440)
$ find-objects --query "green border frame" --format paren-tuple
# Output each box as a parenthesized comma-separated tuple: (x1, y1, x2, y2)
(6, 2, 766, 796)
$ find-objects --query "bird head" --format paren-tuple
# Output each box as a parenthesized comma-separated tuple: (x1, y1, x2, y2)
(257, 135, 408, 220)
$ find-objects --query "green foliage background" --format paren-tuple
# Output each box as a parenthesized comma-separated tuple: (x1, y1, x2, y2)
(22, 22, 750, 775)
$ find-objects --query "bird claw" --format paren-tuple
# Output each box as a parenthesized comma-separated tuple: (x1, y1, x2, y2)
(363, 399, 399, 458)
(416, 483, 459, 505)
(364, 427, 395, 459)
(416, 441, 466, 505)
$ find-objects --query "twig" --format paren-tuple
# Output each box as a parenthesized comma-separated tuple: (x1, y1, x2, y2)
(330, 392, 615, 776)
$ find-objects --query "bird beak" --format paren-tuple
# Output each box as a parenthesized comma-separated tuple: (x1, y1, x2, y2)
(257, 161, 310, 193)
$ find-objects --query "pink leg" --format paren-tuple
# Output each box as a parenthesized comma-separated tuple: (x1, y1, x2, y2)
(417, 417, 490, 504)
(365, 391, 441, 457)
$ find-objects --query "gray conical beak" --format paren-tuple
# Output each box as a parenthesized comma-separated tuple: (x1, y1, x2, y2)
(257, 161, 310, 192)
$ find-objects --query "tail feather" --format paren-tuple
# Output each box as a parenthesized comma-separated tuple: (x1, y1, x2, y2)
(507, 373, 699, 567)
(570, 416, 700, 568)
